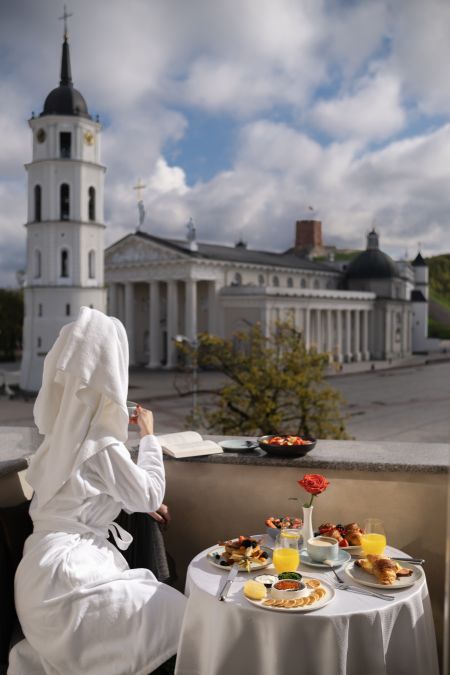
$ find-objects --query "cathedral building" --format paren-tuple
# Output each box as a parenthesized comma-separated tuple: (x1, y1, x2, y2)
(20, 25, 430, 390)
(104, 221, 427, 368)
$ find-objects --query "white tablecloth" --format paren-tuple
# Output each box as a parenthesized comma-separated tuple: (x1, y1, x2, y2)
(175, 540, 439, 675)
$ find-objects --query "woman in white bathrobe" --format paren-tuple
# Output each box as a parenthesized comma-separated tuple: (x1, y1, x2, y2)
(8, 307, 187, 675)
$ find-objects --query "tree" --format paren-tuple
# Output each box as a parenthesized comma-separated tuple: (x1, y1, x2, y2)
(0, 289, 23, 361)
(178, 321, 348, 439)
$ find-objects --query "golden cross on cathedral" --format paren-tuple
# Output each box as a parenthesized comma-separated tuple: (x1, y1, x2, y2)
(58, 5, 73, 39)
(133, 178, 147, 201)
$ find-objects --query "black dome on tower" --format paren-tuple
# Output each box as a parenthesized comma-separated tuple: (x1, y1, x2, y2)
(346, 229, 398, 280)
(40, 33, 90, 119)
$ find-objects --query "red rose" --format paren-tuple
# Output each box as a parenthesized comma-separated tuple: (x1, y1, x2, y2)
(297, 474, 329, 496)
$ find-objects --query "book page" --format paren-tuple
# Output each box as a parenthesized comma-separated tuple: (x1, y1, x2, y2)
(157, 431, 203, 448)
(156, 433, 223, 458)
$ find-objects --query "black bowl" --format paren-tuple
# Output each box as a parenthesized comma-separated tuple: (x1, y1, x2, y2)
(258, 435, 316, 457)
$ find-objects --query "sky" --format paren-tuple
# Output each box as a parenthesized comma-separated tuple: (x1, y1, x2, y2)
(1, 0, 450, 286)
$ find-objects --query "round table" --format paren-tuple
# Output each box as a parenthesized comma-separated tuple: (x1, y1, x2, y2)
(175, 538, 439, 675)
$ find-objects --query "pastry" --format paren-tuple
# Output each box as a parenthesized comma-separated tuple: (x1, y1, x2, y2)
(355, 554, 413, 585)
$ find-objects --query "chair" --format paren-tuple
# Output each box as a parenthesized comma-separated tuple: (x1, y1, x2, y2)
(0, 501, 33, 669)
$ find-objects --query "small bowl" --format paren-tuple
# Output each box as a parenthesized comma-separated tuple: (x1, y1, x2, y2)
(258, 435, 316, 457)
(255, 574, 278, 589)
(270, 580, 308, 600)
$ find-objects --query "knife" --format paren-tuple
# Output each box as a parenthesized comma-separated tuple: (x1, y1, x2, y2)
(217, 564, 239, 601)
(391, 557, 425, 565)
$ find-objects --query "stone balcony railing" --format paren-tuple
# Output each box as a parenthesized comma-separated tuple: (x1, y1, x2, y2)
(1, 426, 448, 662)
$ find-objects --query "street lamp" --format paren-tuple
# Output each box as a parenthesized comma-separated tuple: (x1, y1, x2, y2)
(173, 334, 198, 423)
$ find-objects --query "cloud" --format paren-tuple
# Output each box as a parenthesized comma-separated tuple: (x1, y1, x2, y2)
(2, 0, 450, 286)
(311, 68, 405, 141)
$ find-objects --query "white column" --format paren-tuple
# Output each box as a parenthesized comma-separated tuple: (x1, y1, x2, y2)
(362, 310, 370, 360)
(345, 309, 352, 362)
(326, 309, 333, 362)
(208, 280, 218, 335)
(147, 281, 161, 369)
(336, 310, 343, 363)
(166, 280, 178, 368)
(108, 283, 117, 318)
(384, 308, 391, 359)
(354, 309, 361, 361)
(316, 309, 322, 352)
(185, 279, 198, 341)
(304, 308, 310, 349)
(124, 282, 135, 366)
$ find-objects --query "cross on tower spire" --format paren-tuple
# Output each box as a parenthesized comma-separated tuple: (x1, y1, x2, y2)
(59, 5, 73, 40)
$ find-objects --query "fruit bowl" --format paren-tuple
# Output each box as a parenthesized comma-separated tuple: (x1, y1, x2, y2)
(265, 516, 302, 540)
(258, 435, 316, 457)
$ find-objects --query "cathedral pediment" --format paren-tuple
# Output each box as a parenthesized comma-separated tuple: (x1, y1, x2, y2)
(106, 237, 187, 265)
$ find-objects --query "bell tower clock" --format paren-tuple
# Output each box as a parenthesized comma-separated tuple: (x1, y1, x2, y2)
(20, 16, 107, 391)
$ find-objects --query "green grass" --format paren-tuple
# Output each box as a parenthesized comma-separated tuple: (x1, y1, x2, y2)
(428, 317, 450, 339)
(430, 289, 450, 312)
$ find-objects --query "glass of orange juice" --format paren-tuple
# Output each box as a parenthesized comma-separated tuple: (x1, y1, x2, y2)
(361, 518, 387, 555)
(273, 530, 300, 573)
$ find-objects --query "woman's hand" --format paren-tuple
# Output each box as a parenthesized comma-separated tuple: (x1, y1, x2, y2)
(136, 405, 154, 438)
(149, 504, 171, 529)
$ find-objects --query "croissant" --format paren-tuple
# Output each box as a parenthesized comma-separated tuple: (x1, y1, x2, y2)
(367, 555, 397, 584)
(344, 523, 364, 546)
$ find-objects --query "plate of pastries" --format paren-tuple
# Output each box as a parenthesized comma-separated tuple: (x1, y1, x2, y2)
(207, 535, 272, 571)
(318, 522, 365, 555)
(345, 554, 424, 588)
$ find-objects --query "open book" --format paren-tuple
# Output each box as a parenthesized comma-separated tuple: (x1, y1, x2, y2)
(156, 431, 223, 459)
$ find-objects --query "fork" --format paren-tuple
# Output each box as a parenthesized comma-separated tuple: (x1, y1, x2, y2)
(325, 563, 396, 601)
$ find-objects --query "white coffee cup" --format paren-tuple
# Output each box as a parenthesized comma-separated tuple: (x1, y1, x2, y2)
(306, 536, 339, 562)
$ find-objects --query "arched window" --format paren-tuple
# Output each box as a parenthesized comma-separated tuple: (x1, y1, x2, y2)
(258, 274, 265, 286)
(300, 278, 307, 289)
(287, 277, 293, 288)
(60, 248, 69, 278)
(313, 279, 320, 289)
(233, 272, 242, 286)
(60, 183, 70, 220)
(34, 249, 42, 278)
(326, 280, 333, 289)
(88, 187, 96, 221)
(272, 276, 279, 287)
(34, 185, 42, 221)
(88, 249, 96, 279)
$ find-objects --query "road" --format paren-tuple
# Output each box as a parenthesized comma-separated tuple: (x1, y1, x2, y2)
(1, 361, 449, 443)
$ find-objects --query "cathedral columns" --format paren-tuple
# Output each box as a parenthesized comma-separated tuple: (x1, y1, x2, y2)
(353, 310, 361, 361)
(124, 282, 135, 366)
(326, 310, 333, 362)
(166, 281, 179, 368)
(336, 310, 343, 363)
(147, 281, 161, 369)
(345, 309, 352, 362)
(304, 308, 311, 349)
(185, 279, 198, 341)
(362, 310, 370, 360)
(108, 283, 118, 318)
(316, 309, 322, 352)
(208, 280, 218, 335)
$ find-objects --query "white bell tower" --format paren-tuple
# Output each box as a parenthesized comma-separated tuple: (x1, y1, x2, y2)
(20, 18, 106, 392)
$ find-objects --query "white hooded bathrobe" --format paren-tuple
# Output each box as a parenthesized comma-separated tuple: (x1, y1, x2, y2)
(8, 308, 187, 675)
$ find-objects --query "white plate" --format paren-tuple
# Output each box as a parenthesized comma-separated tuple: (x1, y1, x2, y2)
(244, 577, 335, 612)
(344, 560, 424, 589)
(300, 549, 352, 568)
(207, 545, 272, 571)
(346, 545, 363, 556)
(218, 439, 258, 452)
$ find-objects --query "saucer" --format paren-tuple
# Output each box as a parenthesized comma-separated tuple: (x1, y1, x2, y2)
(300, 549, 352, 568)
